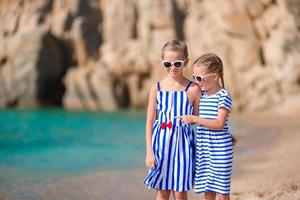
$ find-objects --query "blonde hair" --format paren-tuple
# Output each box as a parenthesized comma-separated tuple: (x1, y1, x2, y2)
(161, 40, 188, 59)
(193, 53, 225, 88)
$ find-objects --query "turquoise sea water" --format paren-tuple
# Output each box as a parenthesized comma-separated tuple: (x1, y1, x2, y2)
(0, 109, 146, 187)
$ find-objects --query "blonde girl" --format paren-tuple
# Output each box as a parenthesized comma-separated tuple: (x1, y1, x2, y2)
(178, 53, 234, 200)
(144, 40, 201, 200)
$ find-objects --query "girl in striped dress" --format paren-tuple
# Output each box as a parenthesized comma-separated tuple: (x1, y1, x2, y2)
(144, 40, 201, 200)
(177, 53, 234, 200)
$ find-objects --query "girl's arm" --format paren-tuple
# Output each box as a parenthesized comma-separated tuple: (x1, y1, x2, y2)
(192, 108, 229, 130)
(145, 84, 157, 169)
(177, 108, 229, 130)
(178, 91, 231, 130)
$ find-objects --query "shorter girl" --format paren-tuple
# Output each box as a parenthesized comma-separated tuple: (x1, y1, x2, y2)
(177, 53, 234, 200)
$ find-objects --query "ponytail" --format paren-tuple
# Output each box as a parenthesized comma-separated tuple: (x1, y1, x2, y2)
(220, 75, 225, 89)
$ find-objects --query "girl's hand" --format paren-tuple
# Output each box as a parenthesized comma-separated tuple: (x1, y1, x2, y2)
(145, 151, 156, 169)
(232, 135, 237, 147)
(176, 115, 195, 124)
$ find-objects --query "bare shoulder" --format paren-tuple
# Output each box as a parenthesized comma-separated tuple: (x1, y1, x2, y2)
(186, 82, 201, 103)
(149, 82, 158, 93)
(188, 82, 201, 96)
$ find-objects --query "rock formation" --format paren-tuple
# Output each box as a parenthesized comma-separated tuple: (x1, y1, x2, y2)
(0, 0, 299, 111)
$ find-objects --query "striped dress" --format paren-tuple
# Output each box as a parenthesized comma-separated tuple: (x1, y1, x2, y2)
(144, 81, 195, 192)
(194, 88, 233, 195)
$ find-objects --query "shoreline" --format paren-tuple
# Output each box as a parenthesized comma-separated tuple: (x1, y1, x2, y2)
(1, 112, 300, 200)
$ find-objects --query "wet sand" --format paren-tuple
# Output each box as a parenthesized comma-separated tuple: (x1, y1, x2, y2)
(1, 111, 300, 200)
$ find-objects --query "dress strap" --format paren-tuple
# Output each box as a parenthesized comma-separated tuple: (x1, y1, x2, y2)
(157, 82, 161, 91)
(185, 81, 193, 91)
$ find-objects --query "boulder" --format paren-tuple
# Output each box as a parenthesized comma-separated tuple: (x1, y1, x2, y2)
(63, 62, 117, 111)
(0, 27, 68, 107)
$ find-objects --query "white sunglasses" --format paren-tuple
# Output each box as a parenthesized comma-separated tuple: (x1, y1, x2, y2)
(192, 73, 215, 83)
(161, 60, 185, 68)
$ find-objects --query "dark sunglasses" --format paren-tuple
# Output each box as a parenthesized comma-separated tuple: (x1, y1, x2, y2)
(192, 74, 215, 83)
(161, 60, 185, 68)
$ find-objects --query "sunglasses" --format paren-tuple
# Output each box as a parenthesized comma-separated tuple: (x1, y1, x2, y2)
(161, 60, 185, 68)
(192, 74, 215, 83)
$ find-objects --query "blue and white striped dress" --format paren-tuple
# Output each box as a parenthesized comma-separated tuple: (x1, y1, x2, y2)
(144, 81, 195, 192)
(194, 88, 233, 195)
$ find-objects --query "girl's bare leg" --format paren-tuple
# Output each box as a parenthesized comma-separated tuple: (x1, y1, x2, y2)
(172, 191, 187, 200)
(218, 194, 230, 200)
(204, 191, 216, 200)
(156, 190, 171, 200)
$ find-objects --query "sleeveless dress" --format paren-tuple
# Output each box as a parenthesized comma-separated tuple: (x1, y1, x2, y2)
(144, 81, 195, 192)
(194, 89, 233, 195)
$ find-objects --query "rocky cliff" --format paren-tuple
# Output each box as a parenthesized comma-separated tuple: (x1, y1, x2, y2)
(0, 0, 300, 111)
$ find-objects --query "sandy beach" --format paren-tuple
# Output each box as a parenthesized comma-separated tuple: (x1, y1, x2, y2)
(229, 112, 300, 200)
(1, 111, 300, 200)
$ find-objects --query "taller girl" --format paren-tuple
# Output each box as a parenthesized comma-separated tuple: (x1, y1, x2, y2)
(144, 40, 200, 200)
(178, 53, 234, 200)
